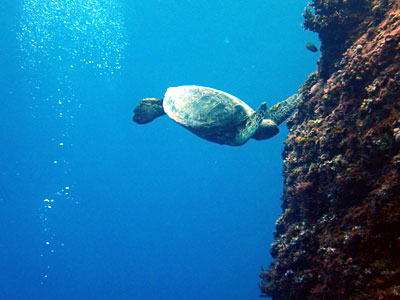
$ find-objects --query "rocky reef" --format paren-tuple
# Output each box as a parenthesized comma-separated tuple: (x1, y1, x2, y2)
(260, 0, 400, 299)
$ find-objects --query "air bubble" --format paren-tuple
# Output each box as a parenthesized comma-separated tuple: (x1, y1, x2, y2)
(18, 0, 127, 75)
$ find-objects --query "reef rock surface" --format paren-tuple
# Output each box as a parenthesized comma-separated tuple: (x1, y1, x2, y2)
(260, 0, 400, 299)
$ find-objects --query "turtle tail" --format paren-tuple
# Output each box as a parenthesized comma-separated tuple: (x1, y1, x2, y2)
(266, 93, 302, 126)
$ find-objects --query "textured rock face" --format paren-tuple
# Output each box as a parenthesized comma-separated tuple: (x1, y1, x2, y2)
(260, 1, 400, 299)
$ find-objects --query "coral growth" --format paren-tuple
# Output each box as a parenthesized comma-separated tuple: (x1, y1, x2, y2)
(303, 0, 390, 79)
(260, 0, 400, 299)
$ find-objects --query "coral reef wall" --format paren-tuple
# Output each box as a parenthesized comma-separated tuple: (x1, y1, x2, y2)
(260, 0, 400, 299)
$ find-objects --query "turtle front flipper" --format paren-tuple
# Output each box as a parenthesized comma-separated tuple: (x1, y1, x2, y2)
(133, 98, 166, 124)
(254, 102, 268, 124)
(233, 102, 268, 145)
(266, 93, 302, 126)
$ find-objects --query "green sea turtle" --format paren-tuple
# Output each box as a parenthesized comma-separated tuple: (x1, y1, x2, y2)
(133, 85, 301, 146)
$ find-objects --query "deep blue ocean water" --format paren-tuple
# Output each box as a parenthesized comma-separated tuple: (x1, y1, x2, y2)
(0, 1, 318, 299)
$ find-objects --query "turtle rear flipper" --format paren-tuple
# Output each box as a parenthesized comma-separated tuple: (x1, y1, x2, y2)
(133, 98, 166, 124)
(234, 102, 268, 145)
(267, 93, 301, 126)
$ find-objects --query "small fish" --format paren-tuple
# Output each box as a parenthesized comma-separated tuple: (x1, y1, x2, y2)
(305, 42, 318, 52)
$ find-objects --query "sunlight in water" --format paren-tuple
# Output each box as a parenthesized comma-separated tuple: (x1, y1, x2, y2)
(17, 0, 126, 285)
(17, 0, 127, 75)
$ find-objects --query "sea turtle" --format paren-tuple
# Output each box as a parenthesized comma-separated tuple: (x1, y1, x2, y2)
(133, 85, 301, 146)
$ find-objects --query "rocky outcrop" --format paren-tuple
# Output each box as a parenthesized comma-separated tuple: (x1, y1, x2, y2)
(260, 0, 400, 299)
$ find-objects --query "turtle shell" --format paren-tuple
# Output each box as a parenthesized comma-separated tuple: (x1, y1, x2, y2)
(162, 86, 256, 145)
(163, 86, 254, 130)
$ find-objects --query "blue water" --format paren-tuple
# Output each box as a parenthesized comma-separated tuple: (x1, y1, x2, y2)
(0, 1, 318, 299)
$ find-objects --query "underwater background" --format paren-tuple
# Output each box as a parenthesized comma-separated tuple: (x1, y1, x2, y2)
(0, 1, 318, 299)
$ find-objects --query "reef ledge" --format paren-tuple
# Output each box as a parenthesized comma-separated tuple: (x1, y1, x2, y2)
(260, 0, 400, 299)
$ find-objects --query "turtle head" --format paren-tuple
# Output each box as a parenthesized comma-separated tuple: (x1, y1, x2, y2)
(252, 119, 279, 140)
(133, 98, 166, 124)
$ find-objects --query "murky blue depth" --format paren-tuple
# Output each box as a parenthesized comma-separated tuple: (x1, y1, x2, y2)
(0, 1, 318, 299)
